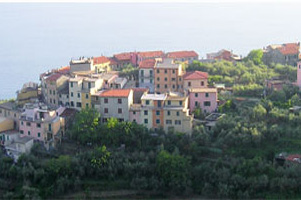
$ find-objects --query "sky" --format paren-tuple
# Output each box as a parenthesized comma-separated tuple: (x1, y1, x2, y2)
(0, 2, 301, 99)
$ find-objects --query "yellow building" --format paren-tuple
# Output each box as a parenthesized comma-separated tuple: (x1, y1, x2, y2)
(17, 82, 39, 106)
(0, 117, 14, 132)
(93, 56, 112, 73)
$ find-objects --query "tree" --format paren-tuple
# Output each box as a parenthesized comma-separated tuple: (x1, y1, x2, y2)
(246, 49, 263, 65)
(69, 108, 100, 144)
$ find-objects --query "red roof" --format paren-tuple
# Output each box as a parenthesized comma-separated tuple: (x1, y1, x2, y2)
(139, 59, 156, 69)
(99, 89, 132, 98)
(167, 51, 198, 59)
(108, 57, 118, 65)
(93, 56, 110, 65)
(46, 73, 64, 82)
(58, 66, 70, 74)
(286, 154, 301, 163)
(278, 43, 300, 55)
(183, 71, 208, 80)
(138, 51, 164, 58)
(114, 52, 132, 61)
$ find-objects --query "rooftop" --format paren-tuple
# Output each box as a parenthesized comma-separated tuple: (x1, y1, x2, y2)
(99, 89, 132, 98)
(59, 108, 78, 118)
(114, 52, 132, 61)
(139, 59, 156, 69)
(189, 88, 217, 93)
(45, 73, 64, 82)
(155, 58, 181, 69)
(137, 51, 164, 58)
(167, 51, 198, 59)
(141, 93, 167, 101)
(277, 43, 300, 55)
(93, 56, 110, 65)
(183, 71, 208, 80)
(0, 101, 16, 110)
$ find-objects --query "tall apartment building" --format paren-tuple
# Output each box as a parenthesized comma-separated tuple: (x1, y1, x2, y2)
(139, 59, 156, 93)
(92, 89, 134, 123)
(43, 73, 69, 108)
(154, 58, 184, 94)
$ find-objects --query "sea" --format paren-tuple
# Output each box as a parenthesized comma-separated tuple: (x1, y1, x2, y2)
(1, 2, 301, 99)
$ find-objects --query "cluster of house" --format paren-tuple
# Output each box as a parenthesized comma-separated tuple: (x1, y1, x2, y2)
(1, 43, 300, 161)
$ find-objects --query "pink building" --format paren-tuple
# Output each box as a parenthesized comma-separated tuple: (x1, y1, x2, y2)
(183, 71, 208, 92)
(19, 104, 65, 145)
(189, 88, 218, 114)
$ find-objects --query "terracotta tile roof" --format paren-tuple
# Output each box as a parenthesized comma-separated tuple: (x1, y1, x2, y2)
(139, 59, 156, 69)
(278, 43, 300, 55)
(93, 56, 110, 65)
(58, 66, 70, 74)
(46, 73, 63, 82)
(183, 71, 208, 80)
(99, 89, 132, 98)
(59, 108, 77, 118)
(286, 154, 301, 163)
(108, 57, 118, 65)
(167, 51, 198, 59)
(114, 52, 132, 61)
(138, 51, 164, 58)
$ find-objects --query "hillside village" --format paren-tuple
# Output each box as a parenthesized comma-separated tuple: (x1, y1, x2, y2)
(0, 43, 301, 160)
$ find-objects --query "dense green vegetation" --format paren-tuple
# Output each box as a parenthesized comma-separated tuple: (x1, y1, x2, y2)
(1, 55, 301, 199)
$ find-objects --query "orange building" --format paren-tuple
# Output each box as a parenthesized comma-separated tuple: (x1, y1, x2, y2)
(154, 58, 184, 94)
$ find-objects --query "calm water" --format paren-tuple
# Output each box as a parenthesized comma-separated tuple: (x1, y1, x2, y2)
(1, 2, 301, 99)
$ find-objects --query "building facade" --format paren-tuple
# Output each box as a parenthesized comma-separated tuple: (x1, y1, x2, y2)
(189, 88, 218, 114)
(167, 51, 199, 64)
(139, 59, 156, 93)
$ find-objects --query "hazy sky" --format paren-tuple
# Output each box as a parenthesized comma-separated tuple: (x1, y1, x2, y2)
(0, 2, 301, 99)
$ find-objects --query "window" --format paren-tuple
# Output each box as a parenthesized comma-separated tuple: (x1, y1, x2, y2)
(118, 99, 122, 104)
(167, 111, 171, 116)
(179, 101, 182, 106)
(175, 120, 181, 125)
(133, 111, 136, 115)
(179, 77, 182, 81)
(146, 100, 150, 105)
(150, 79, 153, 83)
(168, 100, 171, 105)
(164, 77, 167, 81)
(141, 78, 144, 83)
(86, 94, 89, 99)
(71, 82, 73, 87)
(76, 102, 81, 108)
(172, 85, 175, 89)
(195, 93, 198, 98)
(86, 103, 89, 108)
(118, 108, 122, 114)
(166, 120, 172, 124)
(38, 132, 41, 137)
(150, 70, 153, 76)
(104, 98, 108, 103)
(156, 110, 160, 116)
(195, 101, 198, 106)
(77, 93, 80, 98)
(177, 111, 179, 116)
(71, 92, 73, 97)
(49, 90, 52, 95)
(157, 84, 160, 88)
(140, 70, 144, 76)
(165, 84, 167, 89)
(144, 119, 148, 124)
(156, 119, 160, 124)
(172, 69, 175, 74)
(172, 78, 176, 81)
(21, 121, 23, 125)
(59, 94, 62, 98)
(144, 110, 148, 115)
(53, 100, 56, 104)
(48, 124, 52, 131)
(205, 93, 209, 97)
(71, 101, 74, 107)
(50, 98, 52, 103)
(104, 108, 108, 113)
(188, 82, 191, 87)
(157, 77, 160, 81)
(204, 101, 211, 107)
(26, 122, 31, 127)
(158, 101, 162, 107)
(28, 131, 31, 136)
(53, 91, 55, 95)
(201, 81, 204, 86)
(37, 123, 41, 128)
(88, 82, 91, 89)
(20, 130, 24, 134)
(164, 69, 167, 74)
(157, 69, 160, 73)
